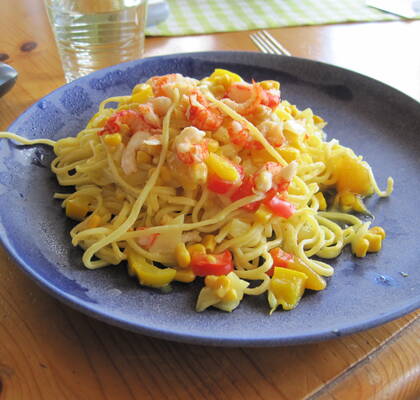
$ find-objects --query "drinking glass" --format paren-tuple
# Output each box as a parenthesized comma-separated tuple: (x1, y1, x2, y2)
(44, 0, 148, 82)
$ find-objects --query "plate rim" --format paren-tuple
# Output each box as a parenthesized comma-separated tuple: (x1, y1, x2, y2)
(3, 51, 420, 347)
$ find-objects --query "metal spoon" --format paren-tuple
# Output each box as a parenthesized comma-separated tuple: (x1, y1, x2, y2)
(0, 62, 18, 98)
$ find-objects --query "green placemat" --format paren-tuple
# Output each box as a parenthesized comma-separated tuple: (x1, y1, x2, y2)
(145, 0, 418, 36)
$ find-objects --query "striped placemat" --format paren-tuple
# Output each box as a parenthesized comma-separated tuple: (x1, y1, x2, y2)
(146, 0, 419, 36)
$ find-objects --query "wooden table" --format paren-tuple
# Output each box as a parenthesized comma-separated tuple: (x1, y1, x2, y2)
(0, 0, 419, 398)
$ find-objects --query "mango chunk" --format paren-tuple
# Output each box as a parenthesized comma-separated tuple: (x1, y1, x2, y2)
(269, 267, 307, 311)
(127, 248, 176, 288)
(332, 153, 373, 196)
(207, 69, 242, 87)
(65, 199, 89, 221)
(205, 153, 239, 182)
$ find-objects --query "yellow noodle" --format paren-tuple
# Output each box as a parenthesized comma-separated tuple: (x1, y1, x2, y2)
(0, 71, 393, 314)
(82, 90, 180, 268)
(0, 131, 56, 146)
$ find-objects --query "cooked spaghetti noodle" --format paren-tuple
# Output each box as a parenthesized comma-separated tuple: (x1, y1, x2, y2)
(0, 69, 393, 313)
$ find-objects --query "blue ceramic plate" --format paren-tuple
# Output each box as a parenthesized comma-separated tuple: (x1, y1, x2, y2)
(2, 52, 419, 346)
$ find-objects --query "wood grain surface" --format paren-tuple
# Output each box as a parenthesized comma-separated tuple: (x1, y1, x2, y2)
(0, 0, 419, 399)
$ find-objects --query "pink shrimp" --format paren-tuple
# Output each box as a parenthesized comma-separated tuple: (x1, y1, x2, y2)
(149, 74, 179, 97)
(99, 103, 161, 136)
(136, 227, 160, 250)
(174, 126, 209, 165)
(186, 91, 224, 131)
(99, 110, 143, 136)
(227, 120, 263, 150)
(224, 81, 280, 115)
(260, 88, 280, 109)
(254, 161, 297, 193)
(148, 74, 197, 98)
(257, 120, 285, 147)
(120, 131, 152, 175)
(137, 103, 161, 129)
(224, 81, 263, 115)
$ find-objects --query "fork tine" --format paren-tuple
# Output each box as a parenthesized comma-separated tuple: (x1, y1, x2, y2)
(255, 31, 283, 55)
(261, 30, 291, 56)
(250, 33, 271, 54)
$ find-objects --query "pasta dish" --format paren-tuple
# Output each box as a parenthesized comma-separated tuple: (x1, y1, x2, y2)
(0, 69, 393, 313)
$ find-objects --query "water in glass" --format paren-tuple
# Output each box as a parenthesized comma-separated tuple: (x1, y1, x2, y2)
(45, 0, 148, 82)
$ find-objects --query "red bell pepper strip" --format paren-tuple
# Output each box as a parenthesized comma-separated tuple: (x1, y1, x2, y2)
(263, 189, 295, 218)
(207, 164, 243, 194)
(190, 250, 234, 276)
(207, 174, 236, 194)
(267, 248, 294, 276)
(230, 175, 261, 211)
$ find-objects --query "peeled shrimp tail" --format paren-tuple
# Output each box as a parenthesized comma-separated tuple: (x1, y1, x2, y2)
(121, 131, 150, 175)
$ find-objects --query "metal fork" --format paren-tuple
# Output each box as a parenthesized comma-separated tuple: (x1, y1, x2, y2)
(250, 30, 291, 56)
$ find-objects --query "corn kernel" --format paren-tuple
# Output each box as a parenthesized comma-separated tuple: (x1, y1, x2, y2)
(301, 108, 314, 120)
(206, 153, 239, 182)
(191, 163, 208, 184)
(103, 133, 122, 147)
(314, 192, 327, 211)
(174, 268, 195, 283)
(260, 80, 280, 90)
(354, 238, 369, 258)
(215, 276, 231, 298)
(290, 105, 300, 117)
(136, 150, 152, 165)
(205, 275, 231, 293)
(202, 235, 216, 252)
(175, 243, 191, 268)
(369, 226, 386, 239)
(255, 204, 272, 224)
(218, 276, 231, 289)
(206, 138, 219, 153)
(87, 214, 101, 229)
(131, 84, 153, 103)
(313, 114, 324, 124)
(208, 69, 242, 88)
(222, 288, 238, 302)
(275, 107, 292, 121)
(365, 233, 382, 252)
(187, 244, 206, 256)
(65, 199, 89, 221)
(204, 275, 218, 289)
